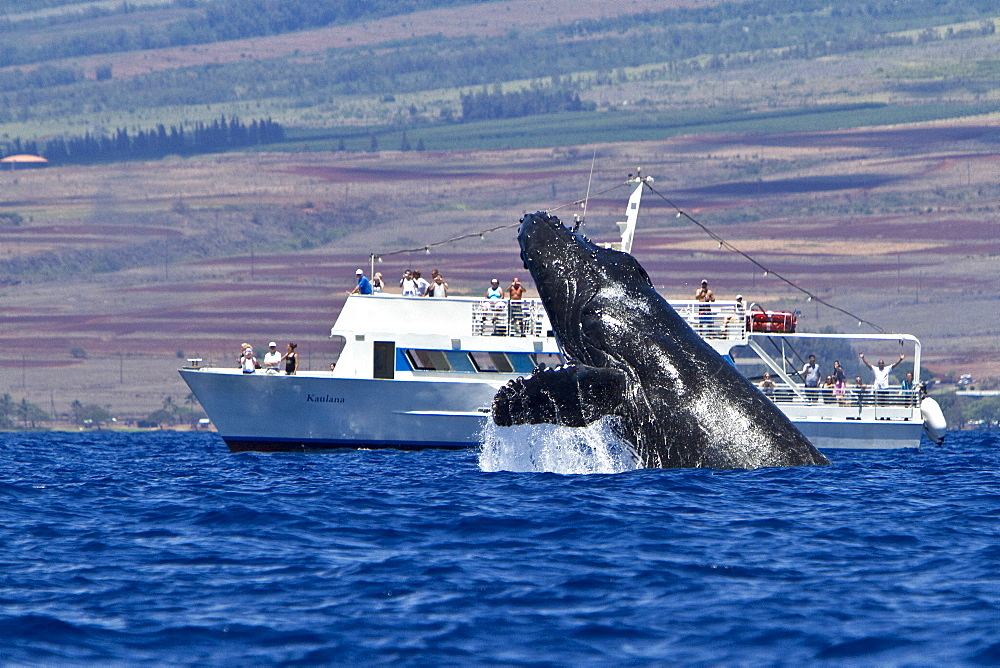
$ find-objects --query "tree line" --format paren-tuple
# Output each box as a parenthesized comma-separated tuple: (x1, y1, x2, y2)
(0, 394, 50, 429)
(0, 116, 285, 165)
(460, 86, 595, 121)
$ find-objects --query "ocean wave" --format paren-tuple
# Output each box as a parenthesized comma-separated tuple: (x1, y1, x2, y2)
(0, 430, 997, 663)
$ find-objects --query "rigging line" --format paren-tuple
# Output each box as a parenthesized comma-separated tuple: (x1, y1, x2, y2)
(579, 149, 597, 229)
(642, 181, 886, 333)
(369, 182, 628, 261)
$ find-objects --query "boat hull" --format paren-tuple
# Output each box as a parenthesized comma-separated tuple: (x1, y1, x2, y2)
(180, 369, 499, 453)
(795, 418, 923, 450)
(183, 369, 924, 453)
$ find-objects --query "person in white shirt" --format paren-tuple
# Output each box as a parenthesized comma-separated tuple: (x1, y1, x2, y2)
(400, 270, 418, 296)
(860, 352, 905, 390)
(262, 342, 282, 372)
(861, 352, 905, 406)
(428, 274, 449, 298)
(241, 348, 257, 374)
(413, 270, 430, 297)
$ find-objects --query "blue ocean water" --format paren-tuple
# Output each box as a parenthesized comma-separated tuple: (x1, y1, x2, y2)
(1, 430, 999, 665)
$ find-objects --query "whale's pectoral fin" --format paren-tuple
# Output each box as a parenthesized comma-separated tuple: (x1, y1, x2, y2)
(492, 365, 627, 427)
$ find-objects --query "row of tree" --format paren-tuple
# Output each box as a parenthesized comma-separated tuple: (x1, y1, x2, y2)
(0, 394, 50, 429)
(460, 87, 595, 121)
(3, 389, 998, 431)
(0, 393, 210, 429)
(0, 64, 83, 92)
(1, 116, 285, 165)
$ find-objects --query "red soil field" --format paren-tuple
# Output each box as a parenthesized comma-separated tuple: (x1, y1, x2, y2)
(1, 124, 998, 417)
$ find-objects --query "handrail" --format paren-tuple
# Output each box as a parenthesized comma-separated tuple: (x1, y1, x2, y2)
(471, 300, 546, 337)
(760, 385, 921, 408)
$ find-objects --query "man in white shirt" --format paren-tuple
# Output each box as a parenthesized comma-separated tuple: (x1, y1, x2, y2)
(860, 352, 905, 406)
(262, 342, 282, 372)
(860, 352, 905, 390)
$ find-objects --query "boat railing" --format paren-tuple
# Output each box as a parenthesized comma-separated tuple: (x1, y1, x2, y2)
(666, 300, 748, 341)
(761, 385, 920, 408)
(471, 299, 547, 337)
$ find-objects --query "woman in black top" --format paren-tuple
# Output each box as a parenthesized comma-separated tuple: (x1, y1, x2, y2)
(283, 342, 298, 375)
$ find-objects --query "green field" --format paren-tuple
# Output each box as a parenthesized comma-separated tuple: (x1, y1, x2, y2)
(279, 102, 1000, 153)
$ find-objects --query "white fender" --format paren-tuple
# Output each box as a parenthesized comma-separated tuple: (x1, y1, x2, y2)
(921, 396, 947, 445)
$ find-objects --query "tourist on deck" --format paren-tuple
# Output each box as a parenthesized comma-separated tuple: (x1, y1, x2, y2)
(800, 354, 821, 401)
(821, 375, 837, 403)
(283, 342, 298, 375)
(508, 277, 525, 300)
(901, 371, 914, 391)
(832, 359, 847, 404)
(852, 376, 867, 407)
(694, 279, 715, 336)
(349, 269, 372, 295)
(722, 294, 745, 335)
(400, 270, 418, 296)
(241, 347, 257, 374)
(372, 272, 384, 293)
(758, 372, 776, 398)
(484, 279, 505, 334)
(237, 342, 251, 368)
(486, 278, 504, 300)
(860, 352, 905, 390)
(694, 279, 715, 303)
(262, 342, 282, 372)
(508, 277, 526, 335)
(413, 270, 430, 297)
(428, 274, 449, 298)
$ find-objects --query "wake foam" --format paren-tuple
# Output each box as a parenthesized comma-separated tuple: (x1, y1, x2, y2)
(478, 417, 640, 474)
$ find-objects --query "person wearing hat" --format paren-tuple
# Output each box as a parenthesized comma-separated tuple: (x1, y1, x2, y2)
(484, 278, 505, 335)
(237, 342, 252, 368)
(723, 294, 744, 336)
(349, 268, 373, 295)
(241, 346, 257, 374)
(485, 278, 504, 300)
(694, 279, 715, 303)
(262, 342, 282, 372)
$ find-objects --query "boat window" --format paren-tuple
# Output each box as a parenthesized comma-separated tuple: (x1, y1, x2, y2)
(469, 351, 514, 373)
(508, 353, 536, 375)
(373, 341, 395, 379)
(405, 349, 452, 372)
(444, 351, 476, 373)
(530, 352, 564, 370)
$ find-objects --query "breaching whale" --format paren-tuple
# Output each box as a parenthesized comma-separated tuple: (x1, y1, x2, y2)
(491, 211, 830, 470)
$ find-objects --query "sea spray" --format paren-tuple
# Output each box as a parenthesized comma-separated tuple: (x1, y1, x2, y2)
(478, 416, 640, 474)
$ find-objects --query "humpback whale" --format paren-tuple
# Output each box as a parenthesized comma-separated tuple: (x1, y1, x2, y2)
(491, 211, 830, 470)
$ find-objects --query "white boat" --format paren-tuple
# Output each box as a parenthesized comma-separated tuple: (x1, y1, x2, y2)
(180, 177, 943, 452)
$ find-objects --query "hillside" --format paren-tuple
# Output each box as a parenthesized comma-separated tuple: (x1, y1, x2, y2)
(0, 0, 998, 424)
(1, 0, 998, 145)
(1, 123, 998, 422)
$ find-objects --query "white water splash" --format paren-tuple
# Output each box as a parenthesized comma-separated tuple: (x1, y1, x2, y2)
(478, 417, 640, 474)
